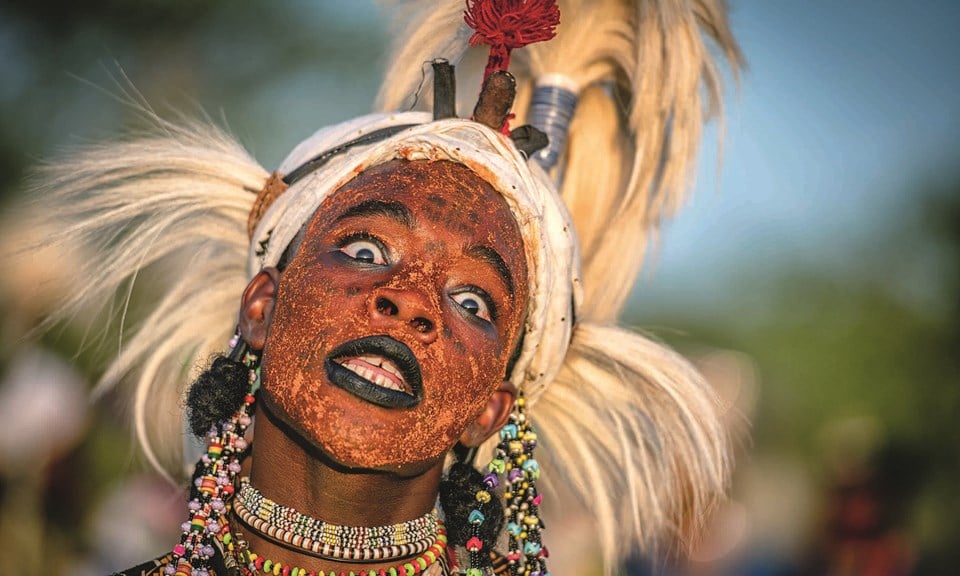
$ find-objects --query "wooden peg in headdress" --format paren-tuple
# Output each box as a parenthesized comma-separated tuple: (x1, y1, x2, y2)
(432, 59, 457, 120)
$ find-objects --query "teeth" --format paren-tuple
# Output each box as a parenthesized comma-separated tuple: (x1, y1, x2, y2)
(338, 357, 406, 393)
(381, 361, 402, 378)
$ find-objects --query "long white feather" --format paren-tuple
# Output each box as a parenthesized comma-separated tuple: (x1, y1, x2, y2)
(17, 115, 268, 475)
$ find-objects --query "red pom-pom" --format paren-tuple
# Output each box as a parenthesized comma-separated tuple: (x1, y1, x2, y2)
(464, 0, 560, 80)
(466, 536, 484, 552)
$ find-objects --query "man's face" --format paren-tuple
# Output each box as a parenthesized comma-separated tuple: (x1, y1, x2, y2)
(258, 159, 528, 471)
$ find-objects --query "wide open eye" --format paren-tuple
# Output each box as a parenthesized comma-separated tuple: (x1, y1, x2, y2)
(339, 236, 388, 265)
(450, 288, 495, 322)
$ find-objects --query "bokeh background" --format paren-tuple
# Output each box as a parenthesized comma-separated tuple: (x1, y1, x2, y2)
(0, 1, 958, 574)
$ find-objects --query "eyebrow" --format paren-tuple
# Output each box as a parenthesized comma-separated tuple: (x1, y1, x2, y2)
(333, 200, 415, 228)
(468, 245, 516, 296)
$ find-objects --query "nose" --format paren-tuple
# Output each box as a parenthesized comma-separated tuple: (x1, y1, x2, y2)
(368, 288, 438, 344)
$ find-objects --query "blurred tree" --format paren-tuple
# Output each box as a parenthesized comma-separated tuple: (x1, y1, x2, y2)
(632, 174, 960, 572)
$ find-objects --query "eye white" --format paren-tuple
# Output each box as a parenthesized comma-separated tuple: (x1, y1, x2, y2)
(451, 292, 491, 321)
(341, 240, 386, 265)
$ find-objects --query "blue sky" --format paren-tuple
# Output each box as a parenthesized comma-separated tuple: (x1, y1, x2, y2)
(634, 1, 960, 317)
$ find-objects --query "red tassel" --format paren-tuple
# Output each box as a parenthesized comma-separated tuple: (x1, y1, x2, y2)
(464, 0, 560, 82)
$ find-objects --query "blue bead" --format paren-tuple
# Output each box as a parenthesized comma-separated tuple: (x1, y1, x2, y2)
(468, 509, 486, 525)
(522, 458, 541, 479)
(524, 542, 542, 555)
(500, 423, 518, 440)
(507, 522, 521, 536)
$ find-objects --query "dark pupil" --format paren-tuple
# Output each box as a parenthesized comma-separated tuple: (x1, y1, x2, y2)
(355, 247, 375, 262)
(461, 297, 480, 314)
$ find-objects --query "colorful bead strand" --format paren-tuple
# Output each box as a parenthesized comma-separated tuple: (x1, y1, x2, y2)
(165, 337, 259, 576)
(234, 477, 439, 558)
(496, 392, 549, 576)
(232, 523, 449, 576)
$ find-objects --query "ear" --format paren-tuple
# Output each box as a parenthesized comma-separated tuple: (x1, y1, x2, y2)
(459, 380, 517, 447)
(239, 267, 280, 351)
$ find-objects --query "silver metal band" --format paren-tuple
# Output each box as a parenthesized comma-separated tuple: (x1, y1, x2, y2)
(529, 83, 579, 171)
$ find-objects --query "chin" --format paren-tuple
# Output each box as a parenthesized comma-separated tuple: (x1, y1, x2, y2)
(260, 385, 453, 475)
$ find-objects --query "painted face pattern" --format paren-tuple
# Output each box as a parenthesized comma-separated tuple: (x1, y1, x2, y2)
(259, 159, 529, 470)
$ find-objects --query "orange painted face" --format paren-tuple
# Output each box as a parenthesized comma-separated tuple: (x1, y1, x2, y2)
(259, 159, 528, 470)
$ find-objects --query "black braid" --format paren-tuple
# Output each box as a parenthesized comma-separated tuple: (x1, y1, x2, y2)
(439, 461, 505, 567)
(185, 354, 249, 438)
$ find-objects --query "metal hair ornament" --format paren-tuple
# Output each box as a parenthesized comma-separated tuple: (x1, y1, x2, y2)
(528, 75, 579, 171)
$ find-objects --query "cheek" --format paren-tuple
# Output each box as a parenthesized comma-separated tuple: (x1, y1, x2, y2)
(422, 329, 504, 429)
(263, 265, 365, 384)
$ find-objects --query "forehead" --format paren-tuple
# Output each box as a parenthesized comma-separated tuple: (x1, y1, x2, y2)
(310, 159, 525, 254)
(321, 159, 513, 222)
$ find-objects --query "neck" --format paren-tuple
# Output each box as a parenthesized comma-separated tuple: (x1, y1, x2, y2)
(238, 402, 445, 572)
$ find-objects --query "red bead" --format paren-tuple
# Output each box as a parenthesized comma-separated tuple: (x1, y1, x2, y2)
(282, 567, 291, 576)
(254, 557, 265, 569)
(466, 536, 483, 552)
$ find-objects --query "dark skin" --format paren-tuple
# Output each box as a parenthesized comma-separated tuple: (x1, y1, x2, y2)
(236, 159, 529, 572)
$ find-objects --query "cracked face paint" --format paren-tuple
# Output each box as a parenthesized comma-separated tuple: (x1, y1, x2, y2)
(259, 159, 528, 470)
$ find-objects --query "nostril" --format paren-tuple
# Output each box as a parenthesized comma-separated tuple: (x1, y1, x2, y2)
(411, 318, 434, 333)
(376, 297, 398, 316)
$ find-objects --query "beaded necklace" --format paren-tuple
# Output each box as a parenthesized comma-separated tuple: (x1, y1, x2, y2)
(225, 521, 450, 576)
(234, 478, 439, 561)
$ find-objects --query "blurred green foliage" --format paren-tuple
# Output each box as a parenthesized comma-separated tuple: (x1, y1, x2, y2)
(634, 177, 960, 570)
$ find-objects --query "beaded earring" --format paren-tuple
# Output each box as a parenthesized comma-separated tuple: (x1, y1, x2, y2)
(488, 391, 549, 576)
(166, 333, 259, 576)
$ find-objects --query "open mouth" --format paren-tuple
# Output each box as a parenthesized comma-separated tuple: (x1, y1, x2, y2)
(324, 336, 423, 409)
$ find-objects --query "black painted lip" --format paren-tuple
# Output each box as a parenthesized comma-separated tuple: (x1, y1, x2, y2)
(324, 336, 423, 409)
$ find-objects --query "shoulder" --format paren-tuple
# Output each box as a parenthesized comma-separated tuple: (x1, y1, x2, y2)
(108, 553, 174, 576)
